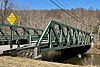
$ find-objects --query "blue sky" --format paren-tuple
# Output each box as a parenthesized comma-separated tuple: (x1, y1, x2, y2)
(13, 0, 100, 10)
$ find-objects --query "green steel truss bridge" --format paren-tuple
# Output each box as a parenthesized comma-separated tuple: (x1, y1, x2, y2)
(0, 20, 91, 59)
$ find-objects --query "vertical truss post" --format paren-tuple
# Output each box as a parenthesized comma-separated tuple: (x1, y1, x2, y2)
(84, 33, 86, 45)
(81, 32, 84, 45)
(83, 32, 85, 45)
(87, 33, 91, 44)
(67, 27, 71, 46)
(77, 30, 80, 45)
(48, 27, 52, 48)
(81, 32, 83, 45)
(73, 30, 76, 45)
(85, 33, 88, 44)
(28, 34, 31, 44)
(59, 25, 63, 47)
(79, 31, 82, 45)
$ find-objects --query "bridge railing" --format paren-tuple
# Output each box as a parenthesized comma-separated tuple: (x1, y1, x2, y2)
(37, 20, 91, 52)
(0, 23, 43, 45)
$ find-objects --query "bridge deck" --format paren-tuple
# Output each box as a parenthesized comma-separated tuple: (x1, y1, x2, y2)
(0, 45, 26, 54)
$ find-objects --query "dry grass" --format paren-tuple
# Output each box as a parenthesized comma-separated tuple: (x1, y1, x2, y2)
(0, 56, 97, 67)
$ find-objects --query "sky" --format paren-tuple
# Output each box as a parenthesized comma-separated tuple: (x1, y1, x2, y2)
(13, 0, 100, 10)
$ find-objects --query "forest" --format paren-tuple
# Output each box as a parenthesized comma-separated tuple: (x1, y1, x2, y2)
(0, 0, 100, 34)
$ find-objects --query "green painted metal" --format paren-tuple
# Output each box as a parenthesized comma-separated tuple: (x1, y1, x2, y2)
(0, 20, 91, 54)
(0, 22, 43, 45)
(36, 20, 91, 52)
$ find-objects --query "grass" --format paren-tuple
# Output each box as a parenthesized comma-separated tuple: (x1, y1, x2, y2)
(0, 56, 98, 67)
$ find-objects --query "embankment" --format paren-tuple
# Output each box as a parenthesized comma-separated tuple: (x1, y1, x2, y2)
(87, 40, 100, 55)
(0, 56, 97, 67)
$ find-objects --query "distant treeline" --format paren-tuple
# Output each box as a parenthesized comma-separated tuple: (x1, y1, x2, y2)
(0, 8, 100, 34)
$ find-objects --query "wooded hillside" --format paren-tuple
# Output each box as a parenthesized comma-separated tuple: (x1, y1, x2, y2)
(0, 8, 100, 34)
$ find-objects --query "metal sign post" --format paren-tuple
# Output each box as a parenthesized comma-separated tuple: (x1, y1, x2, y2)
(7, 13, 16, 48)
(10, 26, 13, 48)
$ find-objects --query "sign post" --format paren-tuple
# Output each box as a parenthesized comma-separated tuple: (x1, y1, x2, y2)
(7, 13, 16, 48)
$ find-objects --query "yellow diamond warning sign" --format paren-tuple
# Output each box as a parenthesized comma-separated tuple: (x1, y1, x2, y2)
(7, 13, 16, 25)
